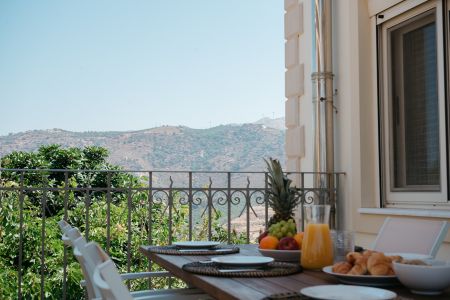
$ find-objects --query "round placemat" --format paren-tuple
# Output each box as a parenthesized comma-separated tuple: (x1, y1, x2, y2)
(263, 292, 309, 299)
(142, 245, 240, 256)
(182, 261, 302, 277)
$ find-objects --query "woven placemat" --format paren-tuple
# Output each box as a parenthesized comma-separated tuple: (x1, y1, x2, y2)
(182, 261, 302, 277)
(142, 245, 240, 256)
(263, 292, 309, 299)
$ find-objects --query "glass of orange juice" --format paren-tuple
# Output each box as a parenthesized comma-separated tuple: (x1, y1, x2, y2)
(300, 205, 333, 269)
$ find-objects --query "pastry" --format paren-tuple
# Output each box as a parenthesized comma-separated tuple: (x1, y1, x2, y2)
(362, 250, 376, 257)
(367, 252, 392, 275)
(332, 261, 352, 274)
(346, 252, 363, 264)
(332, 251, 398, 276)
(348, 256, 368, 275)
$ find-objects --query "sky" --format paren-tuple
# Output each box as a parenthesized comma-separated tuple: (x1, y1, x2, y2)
(0, 1, 284, 136)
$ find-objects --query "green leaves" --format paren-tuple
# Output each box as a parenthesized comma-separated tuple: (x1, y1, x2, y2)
(264, 158, 300, 225)
(0, 145, 246, 298)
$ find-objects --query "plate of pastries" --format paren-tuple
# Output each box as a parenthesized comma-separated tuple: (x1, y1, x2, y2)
(323, 250, 405, 287)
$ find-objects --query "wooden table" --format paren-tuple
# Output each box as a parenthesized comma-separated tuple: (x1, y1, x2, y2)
(140, 244, 450, 300)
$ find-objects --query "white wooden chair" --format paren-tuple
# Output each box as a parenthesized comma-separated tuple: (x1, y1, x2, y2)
(75, 236, 150, 299)
(61, 227, 85, 247)
(372, 217, 449, 257)
(57, 225, 95, 297)
(58, 220, 208, 299)
(85, 242, 212, 300)
(58, 219, 72, 233)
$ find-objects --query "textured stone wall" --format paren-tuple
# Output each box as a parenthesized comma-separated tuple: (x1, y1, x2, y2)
(284, 0, 304, 176)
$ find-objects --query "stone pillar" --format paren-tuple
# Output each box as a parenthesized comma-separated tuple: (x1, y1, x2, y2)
(284, 0, 305, 181)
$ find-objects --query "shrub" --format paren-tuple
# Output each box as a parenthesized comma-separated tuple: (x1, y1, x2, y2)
(0, 145, 246, 299)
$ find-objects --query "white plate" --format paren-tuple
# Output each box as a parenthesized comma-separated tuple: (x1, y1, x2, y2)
(322, 266, 399, 287)
(301, 284, 397, 300)
(211, 256, 274, 267)
(173, 241, 220, 249)
(258, 248, 301, 262)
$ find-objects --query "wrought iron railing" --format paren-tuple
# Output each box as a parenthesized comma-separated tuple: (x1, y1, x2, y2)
(0, 169, 343, 299)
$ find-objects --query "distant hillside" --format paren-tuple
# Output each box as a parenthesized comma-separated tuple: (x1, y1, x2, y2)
(252, 117, 285, 130)
(0, 119, 285, 172)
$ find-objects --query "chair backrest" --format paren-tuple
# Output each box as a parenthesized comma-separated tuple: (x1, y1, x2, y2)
(73, 238, 100, 299)
(88, 243, 133, 300)
(62, 227, 84, 247)
(58, 223, 99, 299)
(58, 219, 72, 233)
(372, 217, 449, 257)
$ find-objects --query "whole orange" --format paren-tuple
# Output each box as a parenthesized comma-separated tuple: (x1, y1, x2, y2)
(293, 232, 304, 248)
(259, 235, 279, 250)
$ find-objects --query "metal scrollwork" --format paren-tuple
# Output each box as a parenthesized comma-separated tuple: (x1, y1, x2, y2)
(252, 190, 265, 205)
(212, 190, 227, 206)
(230, 190, 245, 206)
(152, 190, 170, 214)
(192, 190, 207, 206)
(177, 190, 190, 205)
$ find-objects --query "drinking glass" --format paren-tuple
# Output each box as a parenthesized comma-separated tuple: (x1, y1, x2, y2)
(331, 230, 355, 263)
(300, 205, 334, 269)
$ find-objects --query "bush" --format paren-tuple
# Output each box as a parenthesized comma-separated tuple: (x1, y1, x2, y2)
(0, 145, 246, 299)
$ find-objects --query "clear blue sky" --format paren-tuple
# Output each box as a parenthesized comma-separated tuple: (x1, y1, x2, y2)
(0, 1, 284, 136)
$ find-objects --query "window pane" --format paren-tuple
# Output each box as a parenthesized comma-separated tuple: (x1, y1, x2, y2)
(391, 13, 440, 189)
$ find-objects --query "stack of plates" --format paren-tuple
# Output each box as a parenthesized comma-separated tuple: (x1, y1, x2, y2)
(173, 241, 220, 249)
(211, 256, 274, 267)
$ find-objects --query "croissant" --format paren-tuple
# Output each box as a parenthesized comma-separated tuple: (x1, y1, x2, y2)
(346, 252, 363, 264)
(348, 256, 368, 275)
(332, 262, 352, 274)
(362, 250, 377, 258)
(367, 253, 392, 275)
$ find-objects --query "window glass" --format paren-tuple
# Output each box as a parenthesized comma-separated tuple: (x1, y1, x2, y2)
(389, 11, 440, 190)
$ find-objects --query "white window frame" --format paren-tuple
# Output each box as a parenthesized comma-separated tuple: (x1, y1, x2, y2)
(379, 0, 449, 205)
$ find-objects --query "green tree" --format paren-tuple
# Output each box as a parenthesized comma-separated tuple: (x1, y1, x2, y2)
(0, 145, 245, 299)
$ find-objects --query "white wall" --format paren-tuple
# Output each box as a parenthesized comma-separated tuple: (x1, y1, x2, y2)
(284, 0, 309, 177)
(284, 0, 450, 260)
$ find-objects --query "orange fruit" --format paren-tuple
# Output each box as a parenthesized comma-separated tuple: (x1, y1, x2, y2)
(294, 232, 304, 248)
(259, 235, 279, 250)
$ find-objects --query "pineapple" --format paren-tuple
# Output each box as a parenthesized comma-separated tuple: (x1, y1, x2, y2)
(265, 158, 300, 227)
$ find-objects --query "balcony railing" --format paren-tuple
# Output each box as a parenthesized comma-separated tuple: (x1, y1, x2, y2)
(0, 169, 343, 299)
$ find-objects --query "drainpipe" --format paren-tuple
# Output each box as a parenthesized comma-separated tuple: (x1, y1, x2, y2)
(311, 0, 335, 226)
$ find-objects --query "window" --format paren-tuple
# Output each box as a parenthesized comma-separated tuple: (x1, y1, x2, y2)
(378, 0, 449, 206)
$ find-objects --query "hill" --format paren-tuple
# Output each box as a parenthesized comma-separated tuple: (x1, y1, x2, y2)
(0, 119, 285, 172)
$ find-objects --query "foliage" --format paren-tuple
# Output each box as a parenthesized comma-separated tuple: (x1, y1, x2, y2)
(0, 145, 246, 299)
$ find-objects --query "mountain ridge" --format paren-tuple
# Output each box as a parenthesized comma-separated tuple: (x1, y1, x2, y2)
(0, 118, 286, 171)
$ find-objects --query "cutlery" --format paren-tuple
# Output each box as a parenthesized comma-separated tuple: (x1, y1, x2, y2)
(218, 268, 263, 273)
(178, 248, 230, 252)
(199, 260, 213, 264)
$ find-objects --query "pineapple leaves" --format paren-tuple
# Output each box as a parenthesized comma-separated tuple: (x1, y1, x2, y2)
(264, 158, 300, 226)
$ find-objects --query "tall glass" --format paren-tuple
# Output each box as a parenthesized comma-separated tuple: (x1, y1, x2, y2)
(301, 205, 334, 269)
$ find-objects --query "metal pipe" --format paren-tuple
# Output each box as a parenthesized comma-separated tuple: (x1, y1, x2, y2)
(312, 0, 334, 208)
